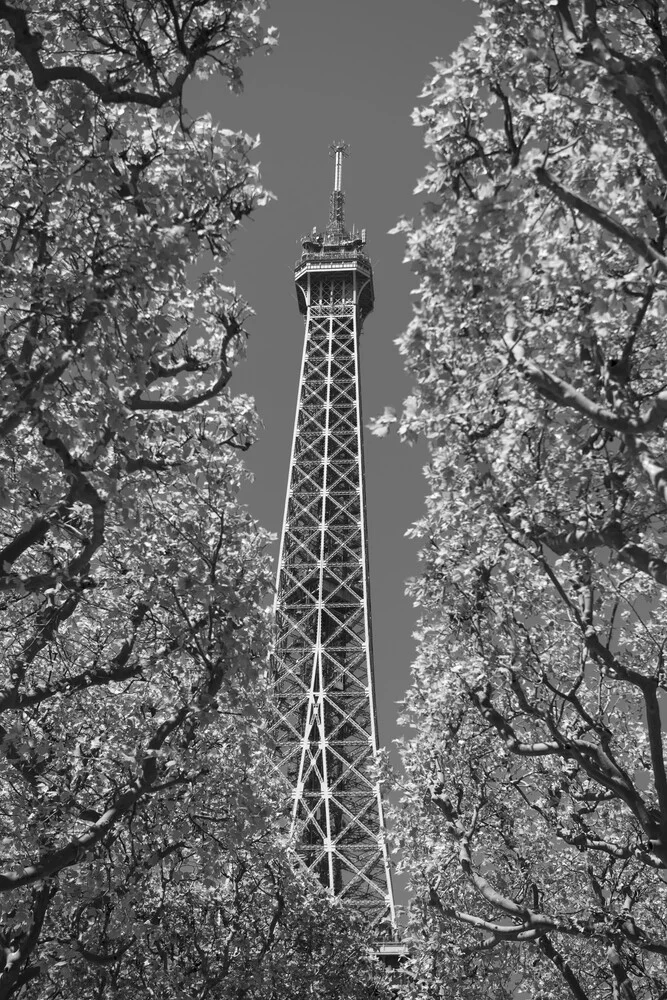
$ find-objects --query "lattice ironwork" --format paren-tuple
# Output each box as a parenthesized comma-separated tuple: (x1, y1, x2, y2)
(269, 148, 395, 931)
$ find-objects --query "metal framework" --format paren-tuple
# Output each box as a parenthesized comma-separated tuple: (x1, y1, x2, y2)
(270, 144, 395, 930)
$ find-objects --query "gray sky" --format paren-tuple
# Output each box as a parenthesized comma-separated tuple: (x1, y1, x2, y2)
(187, 0, 477, 758)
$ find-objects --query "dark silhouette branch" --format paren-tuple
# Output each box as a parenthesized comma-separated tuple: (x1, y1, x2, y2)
(0, 705, 190, 891)
(539, 934, 591, 1000)
(0, 1, 219, 108)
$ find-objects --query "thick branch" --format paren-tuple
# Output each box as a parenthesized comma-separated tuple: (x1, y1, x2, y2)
(0, 1, 205, 108)
(640, 683, 667, 847)
(127, 315, 241, 411)
(0, 882, 53, 1000)
(127, 355, 234, 412)
(428, 885, 555, 939)
(515, 670, 657, 842)
(504, 336, 667, 435)
(553, 0, 667, 182)
(0, 705, 189, 891)
(476, 642, 660, 850)
(0, 603, 149, 713)
(608, 944, 638, 1000)
(535, 166, 667, 273)
(0, 487, 76, 568)
(472, 686, 561, 756)
(0, 421, 105, 594)
(75, 940, 133, 967)
(539, 934, 591, 1000)
(532, 520, 667, 588)
(429, 787, 555, 926)
(126, 371, 230, 411)
(429, 872, 667, 954)
(5, 595, 79, 705)
(632, 440, 667, 507)
(1, 298, 106, 439)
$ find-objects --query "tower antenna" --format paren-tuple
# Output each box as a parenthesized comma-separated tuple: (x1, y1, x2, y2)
(329, 140, 349, 191)
(327, 140, 350, 236)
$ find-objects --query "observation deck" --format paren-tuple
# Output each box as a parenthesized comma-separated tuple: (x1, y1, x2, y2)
(294, 236, 375, 320)
(295, 238, 372, 277)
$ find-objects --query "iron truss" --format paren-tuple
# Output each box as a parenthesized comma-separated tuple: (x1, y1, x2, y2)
(270, 148, 396, 931)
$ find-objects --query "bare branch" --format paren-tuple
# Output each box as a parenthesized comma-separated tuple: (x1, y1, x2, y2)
(0, 486, 77, 568)
(539, 934, 591, 1000)
(0, 603, 150, 714)
(0, 705, 190, 891)
(531, 520, 667, 588)
(504, 334, 667, 437)
(0, 882, 54, 1000)
(0, 1, 213, 108)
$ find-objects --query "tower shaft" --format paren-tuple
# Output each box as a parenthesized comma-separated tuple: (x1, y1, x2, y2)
(270, 149, 394, 928)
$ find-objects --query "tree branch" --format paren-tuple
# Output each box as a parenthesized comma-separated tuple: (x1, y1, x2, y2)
(535, 166, 667, 273)
(639, 682, 667, 850)
(0, 420, 106, 593)
(0, 603, 149, 713)
(530, 520, 667, 588)
(0, 1, 207, 108)
(553, 0, 667, 183)
(0, 882, 54, 1000)
(0, 705, 190, 891)
(539, 934, 591, 1000)
(503, 333, 667, 435)
(608, 944, 638, 1000)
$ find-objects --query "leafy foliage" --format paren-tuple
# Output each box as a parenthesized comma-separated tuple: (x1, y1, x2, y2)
(0, 3, 386, 997)
(387, 2, 667, 997)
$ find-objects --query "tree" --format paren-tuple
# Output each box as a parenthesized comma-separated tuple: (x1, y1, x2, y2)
(10, 698, 388, 1000)
(385, 2, 667, 997)
(0, 3, 388, 997)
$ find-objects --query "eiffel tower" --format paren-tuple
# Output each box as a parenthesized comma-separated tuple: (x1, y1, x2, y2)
(270, 143, 395, 929)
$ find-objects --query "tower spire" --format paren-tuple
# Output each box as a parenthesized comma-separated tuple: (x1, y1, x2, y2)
(327, 140, 349, 239)
(331, 140, 347, 191)
(270, 146, 394, 931)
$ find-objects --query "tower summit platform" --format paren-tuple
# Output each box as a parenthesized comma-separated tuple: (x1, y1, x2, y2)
(294, 143, 374, 320)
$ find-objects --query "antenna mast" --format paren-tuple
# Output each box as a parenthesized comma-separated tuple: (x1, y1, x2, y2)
(327, 140, 349, 238)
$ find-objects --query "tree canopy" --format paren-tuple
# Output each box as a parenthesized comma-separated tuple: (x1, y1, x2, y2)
(386, 2, 667, 998)
(0, 3, 387, 997)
